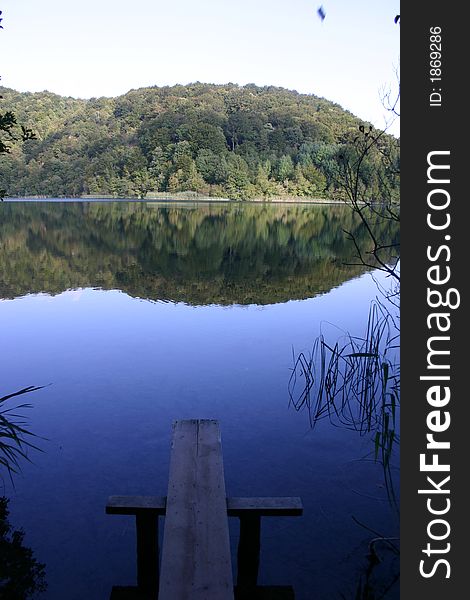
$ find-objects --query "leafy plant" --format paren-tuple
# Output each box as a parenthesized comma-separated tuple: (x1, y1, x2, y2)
(0, 9, 36, 200)
(0, 386, 44, 480)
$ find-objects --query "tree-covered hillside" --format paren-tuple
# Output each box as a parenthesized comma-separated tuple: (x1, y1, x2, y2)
(0, 83, 399, 200)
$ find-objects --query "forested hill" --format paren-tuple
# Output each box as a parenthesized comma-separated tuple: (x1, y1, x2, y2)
(0, 83, 399, 200)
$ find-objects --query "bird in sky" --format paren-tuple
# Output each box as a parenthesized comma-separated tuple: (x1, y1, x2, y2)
(317, 5, 326, 22)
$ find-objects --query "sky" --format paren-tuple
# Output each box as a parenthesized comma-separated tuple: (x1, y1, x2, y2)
(1, 0, 400, 134)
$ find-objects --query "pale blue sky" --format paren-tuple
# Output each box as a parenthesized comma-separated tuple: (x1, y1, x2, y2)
(1, 0, 399, 133)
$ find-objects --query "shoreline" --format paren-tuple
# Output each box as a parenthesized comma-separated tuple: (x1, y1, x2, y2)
(4, 195, 345, 205)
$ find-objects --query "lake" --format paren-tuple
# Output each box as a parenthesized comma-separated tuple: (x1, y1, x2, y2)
(0, 201, 400, 599)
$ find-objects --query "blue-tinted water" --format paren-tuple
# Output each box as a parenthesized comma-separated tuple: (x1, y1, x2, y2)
(0, 202, 399, 599)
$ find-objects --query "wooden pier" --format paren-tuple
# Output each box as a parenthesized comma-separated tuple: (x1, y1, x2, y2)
(106, 419, 303, 599)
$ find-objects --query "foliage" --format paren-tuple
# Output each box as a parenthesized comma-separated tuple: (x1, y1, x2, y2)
(331, 125, 400, 283)
(0, 11, 36, 200)
(288, 140, 401, 586)
(0, 83, 399, 200)
(0, 111, 35, 156)
(0, 387, 44, 480)
(288, 68, 401, 507)
(0, 496, 47, 599)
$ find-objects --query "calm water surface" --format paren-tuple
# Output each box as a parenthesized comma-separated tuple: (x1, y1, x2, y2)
(0, 202, 399, 599)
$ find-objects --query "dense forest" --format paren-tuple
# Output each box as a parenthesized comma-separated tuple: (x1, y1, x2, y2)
(0, 203, 399, 305)
(0, 83, 399, 200)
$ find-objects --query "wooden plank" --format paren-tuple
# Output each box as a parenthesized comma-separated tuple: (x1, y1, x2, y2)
(158, 419, 234, 600)
(106, 496, 167, 515)
(227, 497, 303, 517)
(106, 496, 302, 518)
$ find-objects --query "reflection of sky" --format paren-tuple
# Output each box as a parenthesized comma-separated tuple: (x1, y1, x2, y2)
(1, 269, 399, 600)
(0, 270, 393, 399)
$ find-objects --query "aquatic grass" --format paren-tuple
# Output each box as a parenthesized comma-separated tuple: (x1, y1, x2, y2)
(288, 300, 400, 508)
(0, 386, 45, 481)
(342, 516, 400, 600)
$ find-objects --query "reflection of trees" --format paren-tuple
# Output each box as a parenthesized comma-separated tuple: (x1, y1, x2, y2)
(0, 497, 47, 599)
(0, 203, 399, 305)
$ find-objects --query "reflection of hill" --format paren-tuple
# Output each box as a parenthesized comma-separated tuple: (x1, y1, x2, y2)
(0, 203, 399, 305)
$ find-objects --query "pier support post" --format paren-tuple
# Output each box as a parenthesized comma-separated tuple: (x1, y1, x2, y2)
(237, 514, 261, 589)
(136, 513, 159, 598)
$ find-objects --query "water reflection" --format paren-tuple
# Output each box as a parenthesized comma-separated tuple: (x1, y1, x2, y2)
(0, 202, 400, 600)
(289, 296, 401, 598)
(0, 202, 399, 304)
(0, 496, 47, 597)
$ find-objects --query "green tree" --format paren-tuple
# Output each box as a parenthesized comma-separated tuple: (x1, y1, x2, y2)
(131, 168, 153, 199)
(276, 154, 294, 182)
(0, 82, 399, 201)
(168, 159, 205, 193)
(254, 160, 278, 197)
(148, 146, 168, 191)
(0, 110, 35, 199)
(0, 10, 36, 199)
(224, 154, 254, 199)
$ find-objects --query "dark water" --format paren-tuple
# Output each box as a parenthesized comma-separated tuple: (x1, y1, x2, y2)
(0, 202, 399, 599)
